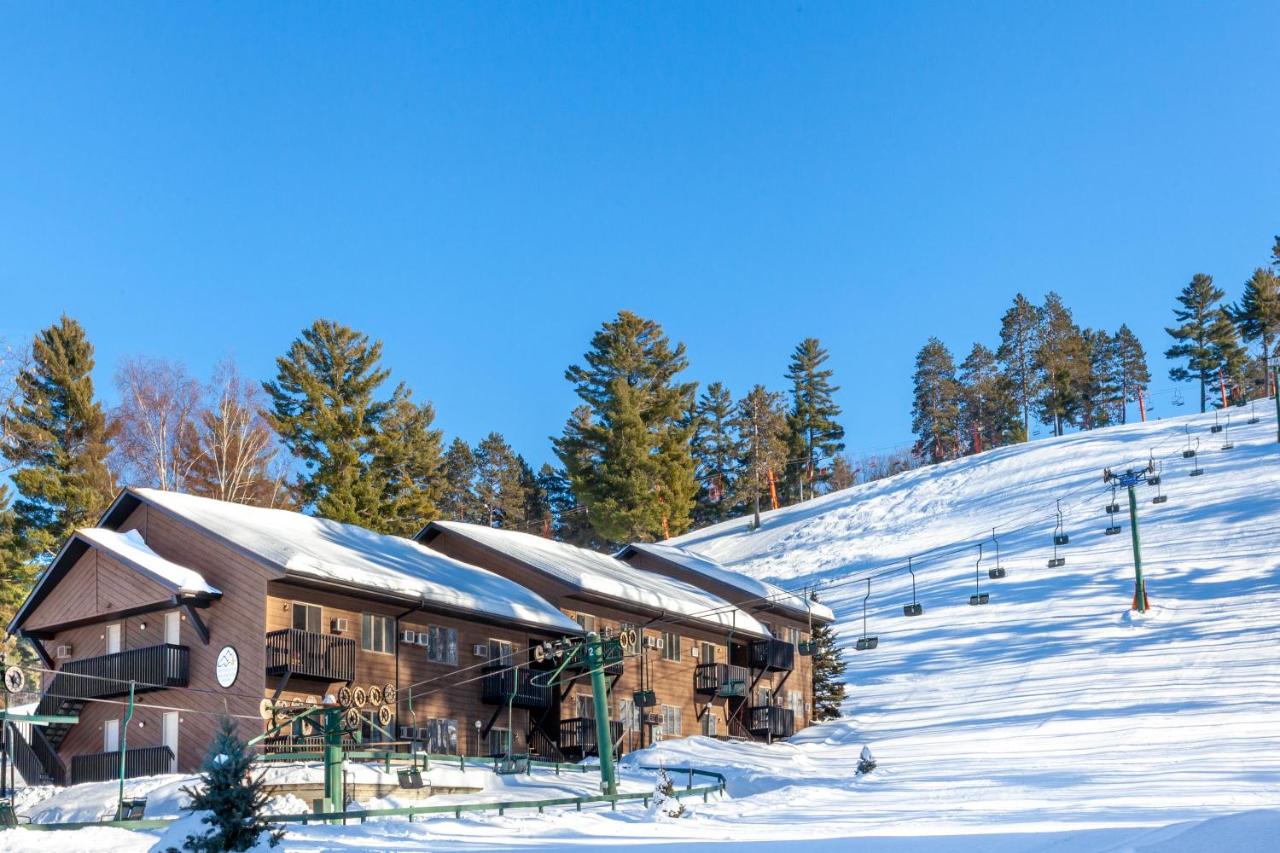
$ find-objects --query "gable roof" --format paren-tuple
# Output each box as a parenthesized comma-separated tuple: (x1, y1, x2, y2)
(122, 489, 580, 634)
(618, 541, 834, 623)
(420, 520, 771, 639)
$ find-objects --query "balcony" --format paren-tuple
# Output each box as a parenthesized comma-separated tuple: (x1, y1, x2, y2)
(265, 629, 356, 683)
(694, 663, 749, 697)
(562, 638, 624, 677)
(36, 643, 190, 749)
(70, 745, 175, 785)
(559, 717, 624, 758)
(481, 663, 552, 710)
(746, 705, 795, 740)
(748, 638, 795, 673)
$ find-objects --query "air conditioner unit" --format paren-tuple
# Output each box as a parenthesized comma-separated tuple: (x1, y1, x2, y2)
(401, 629, 417, 643)
(416, 727, 433, 741)
(397, 725, 415, 739)
(55, 644, 73, 660)
(472, 644, 488, 658)
(643, 636, 657, 649)
(331, 618, 349, 634)
(416, 632, 430, 646)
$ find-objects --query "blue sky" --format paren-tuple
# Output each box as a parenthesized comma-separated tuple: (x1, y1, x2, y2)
(2, 3, 1277, 467)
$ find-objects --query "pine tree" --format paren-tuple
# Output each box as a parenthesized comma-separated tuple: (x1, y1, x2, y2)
(730, 385, 789, 530)
(1075, 329, 1120, 430)
(810, 615, 847, 722)
(690, 382, 741, 525)
(910, 338, 960, 463)
(1111, 325, 1150, 424)
(519, 458, 551, 535)
(784, 338, 845, 502)
(1, 316, 115, 557)
(370, 396, 444, 536)
(473, 432, 529, 528)
(264, 320, 400, 526)
(174, 715, 282, 852)
(958, 343, 1020, 453)
(1165, 274, 1243, 412)
(439, 438, 482, 523)
(0, 486, 38, 661)
(553, 312, 698, 544)
(996, 294, 1044, 442)
(1231, 267, 1280, 397)
(536, 462, 597, 547)
(1034, 293, 1086, 436)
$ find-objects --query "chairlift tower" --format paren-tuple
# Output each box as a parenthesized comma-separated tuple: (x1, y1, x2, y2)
(1103, 465, 1153, 613)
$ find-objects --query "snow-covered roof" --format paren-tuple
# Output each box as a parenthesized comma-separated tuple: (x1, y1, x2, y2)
(131, 489, 581, 634)
(77, 527, 221, 597)
(620, 541, 834, 623)
(424, 521, 771, 639)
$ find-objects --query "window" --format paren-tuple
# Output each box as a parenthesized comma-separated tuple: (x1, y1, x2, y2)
(699, 642, 716, 663)
(292, 603, 322, 633)
(756, 687, 772, 707)
(488, 639, 514, 664)
(785, 627, 801, 646)
(618, 698, 638, 733)
(423, 718, 458, 754)
(574, 613, 597, 634)
(662, 631, 680, 662)
(426, 626, 458, 665)
(658, 704, 681, 739)
(701, 713, 718, 737)
(575, 694, 594, 720)
(787, 690, 804, 720)
(361, 613, 395, 654)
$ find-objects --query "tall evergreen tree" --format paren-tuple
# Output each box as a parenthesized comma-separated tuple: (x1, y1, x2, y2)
(958, 343, 1020, 453)
(1231, 267, 1280, 396)
(473, 432, 528, 528)
(1165, 274, 1243, 412)
(553, 312, 698, 544)
(439, 438, 482, 523)
(690, 382, 741, 525)
(536, 462, 597, 547)
(1075, 329, 1120, 430)
(370, 396, 444, 536)
(1, 316, 115, 557)
(519, 458, 552, 535)
(784, 338, 845, 502)
(0, 486, 38, 660)
(996, 294, 1044, 442)
(810, 607, 847, 721)
(910, 338, 961, 463)
(1111, 325, 1150, 424)
(1034, 292, 1086, 436)
(730, 385, 789, 530)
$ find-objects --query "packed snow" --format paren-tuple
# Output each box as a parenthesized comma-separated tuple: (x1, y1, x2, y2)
(4, 403, 1277, 852)
(425, 520, 772, 637)
(128, 488, 581, 633)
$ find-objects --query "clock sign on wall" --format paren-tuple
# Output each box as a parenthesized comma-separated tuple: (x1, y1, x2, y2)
(215, 645, 239, 688)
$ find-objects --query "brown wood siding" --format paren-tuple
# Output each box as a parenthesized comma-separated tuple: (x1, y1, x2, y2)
(24, 548, 174, 633)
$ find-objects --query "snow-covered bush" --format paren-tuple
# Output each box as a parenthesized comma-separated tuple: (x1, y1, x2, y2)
(648, 769, 686, 819)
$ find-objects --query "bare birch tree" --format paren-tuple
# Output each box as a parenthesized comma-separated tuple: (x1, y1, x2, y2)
(110, 356, 203, 490)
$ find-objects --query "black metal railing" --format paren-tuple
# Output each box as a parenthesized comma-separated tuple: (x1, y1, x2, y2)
(70, 745, 174, 785)
(480, 663, 552, 710)
(562, 639, 624, 676)
(7, 724, 46, 786)
(746, 705, 795, 739)
(527, 728, 566, 762)
(28, 726, 67, 785)
(558, 717, 624, 757)
(265, 629, 357, 682)
(693, 663, 750, 697)
(748, 638, 795, 672)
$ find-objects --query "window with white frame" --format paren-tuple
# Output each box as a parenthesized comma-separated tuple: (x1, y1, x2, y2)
(699, 642, 716, 663)
(361, 613, 395, 653)
(661, 631, 680, 662)
(618, 697, 638, 733)
(423, 718, 458, 754)
(292, 602, 322, 633)
(487, 727, 509, 757)
(426, 625, 458, 664)
(659, 704, 681, 739)
(787, 690, 804, 720)
(701, 713, 718, 737)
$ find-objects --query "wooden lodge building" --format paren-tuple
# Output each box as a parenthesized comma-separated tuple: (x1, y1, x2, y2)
(5, 488, 829, 787)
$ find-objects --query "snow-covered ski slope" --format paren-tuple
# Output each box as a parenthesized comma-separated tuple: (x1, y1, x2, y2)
(665, 401, 1280, 838)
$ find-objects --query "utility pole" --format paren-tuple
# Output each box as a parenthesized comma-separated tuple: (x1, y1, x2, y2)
(585, 632, 617, 795)
(1103, 466, 1152, 612)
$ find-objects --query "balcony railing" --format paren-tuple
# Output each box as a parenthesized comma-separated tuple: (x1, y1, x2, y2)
(748, 638, 795, 672)
(746, 705, 795, 739)
(694, 663, 750, 697)
(480, 663, 552, 710)
(562, 639, 624, 677)
(559, 717, 624, 757)
(265, 629, 357, 683)
(70, 745, 175, 785)
(37, 643, 190, 710)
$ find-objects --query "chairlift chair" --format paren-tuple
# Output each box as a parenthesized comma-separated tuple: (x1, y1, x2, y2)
(903, 557, 924, 617)
(1210, 411, 1223, 433)
(1048, 500, 1068, 567)
(855, 578, 879, 650)
(988, 529, 1006, 579)
(1221, 414, 1234, 450)
(1105, 484, 1120, 515)
(1147, 453, 1161, 486)
(970, 544, 990, 605)
(1182, 426, 1197, 458)
(1151, 461, 1168, 504)
(1189, 438, 1204, 476)
(1248, 401, 1260, 425)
